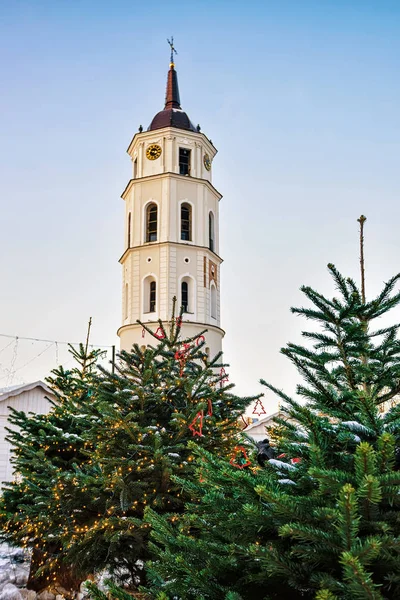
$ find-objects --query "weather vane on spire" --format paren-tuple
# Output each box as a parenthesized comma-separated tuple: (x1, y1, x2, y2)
(167, 36, 177, 66)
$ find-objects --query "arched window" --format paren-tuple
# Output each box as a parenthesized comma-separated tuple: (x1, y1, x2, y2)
(146, 203, 158, 242)
(149, 281, 156, 312)
(209, 212, 215, 252)
(181, 203, 191, 241)
(180, 276, 195, 316)
(179, 148, 191, 176)
(210, 283, 217, 319)
(143, 276, 157, 314)
(127, 212, 131, 248)
(124, 283, 129, 319)
(181, 281, 189, 312)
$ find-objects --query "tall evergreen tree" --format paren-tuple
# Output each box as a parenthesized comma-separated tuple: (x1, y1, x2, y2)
(0, 341, 104, 596)
(64, 309, 253, 587)
(145, 218, 400, 599)
(0, 305, 253, 591)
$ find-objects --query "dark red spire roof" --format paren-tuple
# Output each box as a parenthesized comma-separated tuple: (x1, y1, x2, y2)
(148, 64, 196, 132)
(164, 65, 181, 109)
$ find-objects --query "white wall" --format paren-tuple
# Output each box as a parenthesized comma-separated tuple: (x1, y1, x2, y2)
(119, 125, 224, 355)
(0, 387, 54, 487)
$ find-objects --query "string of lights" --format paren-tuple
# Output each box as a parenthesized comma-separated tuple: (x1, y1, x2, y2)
(0, 338, 16, 355)
(0, 333, 115, 386)
(0, 332, 114, 349)
(13, 342, 55, 374)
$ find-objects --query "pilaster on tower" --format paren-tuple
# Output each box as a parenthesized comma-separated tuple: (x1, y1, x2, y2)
(117, 50, 224, 358)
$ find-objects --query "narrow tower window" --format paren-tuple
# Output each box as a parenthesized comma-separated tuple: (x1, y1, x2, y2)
(179, 148, 191, 176)
(146, 203, 158, 242)
(149, 281, 156, 312)
(209, 211, 215, 252)
(127, 212, 131, 248)
(181, 203, 191, 241)
(133, 158, 137, 179)
(181, 281, 189, 312)
(210, 284, 217, 319)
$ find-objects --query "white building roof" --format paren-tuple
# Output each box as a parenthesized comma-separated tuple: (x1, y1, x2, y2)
(0, 381, 54, 403)
(243, 412, 280, 434)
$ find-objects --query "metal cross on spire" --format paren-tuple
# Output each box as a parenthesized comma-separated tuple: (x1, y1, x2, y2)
(167, 36, 177, 66)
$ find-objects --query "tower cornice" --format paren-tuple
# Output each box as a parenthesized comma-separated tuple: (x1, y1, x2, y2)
(121, 172, 222, 202)
(118, 241, 224, 265)
(127, 127, 217, 157)
(117, 321, 225, 340)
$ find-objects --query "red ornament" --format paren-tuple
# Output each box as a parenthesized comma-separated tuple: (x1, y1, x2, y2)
(189, 411, 204, 437)
(141, 328, 145, 338)
(174, 350, 187, 376)
(219, 367, 229, 387)
(291, 457, 302, 465)
(196, 335, 205, 346)
(277, 453, 286, 459)
(207, 398, 213, 416)
(155, 327, 165, 339)
(230, 446, 251, 469)
(176, 316, 182, 327)
(252, 398, 267, 417)
(183, 342, 191, 354)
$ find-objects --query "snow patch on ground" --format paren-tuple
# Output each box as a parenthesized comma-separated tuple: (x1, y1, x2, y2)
(0, 545, 29, 600)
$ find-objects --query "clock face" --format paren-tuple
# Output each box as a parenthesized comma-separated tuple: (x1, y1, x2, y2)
(203, 153, 211, 171)
(146, 144, 162, 160)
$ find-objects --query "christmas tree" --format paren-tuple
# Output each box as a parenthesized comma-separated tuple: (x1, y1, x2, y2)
(63, 307, 253, 587)
(0, 337, 104, 597)
(145, 217, 400, 599)
(145, 442, 291, 600)
(1, 305, 254, 593)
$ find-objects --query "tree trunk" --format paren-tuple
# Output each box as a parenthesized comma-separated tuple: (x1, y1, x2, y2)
(28, 546, 84, 599)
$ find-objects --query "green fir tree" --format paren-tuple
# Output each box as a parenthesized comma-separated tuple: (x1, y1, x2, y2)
(1, 304, 254, 593)
(0, 340, 104, 597)
(64, 307, 253, 587)
(145, 217, 400, 600)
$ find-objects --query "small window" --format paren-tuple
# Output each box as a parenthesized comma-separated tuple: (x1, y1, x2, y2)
(209, 212, 215, 252)
(127, 212, 131, 248)
(146, 204, 157, 242)
(181, 281, 189, 312)
(149, 281, 156, 312)
(181, 203, 191, 241)
(179, 148, 191, 176)
(133, 158, 138, 179)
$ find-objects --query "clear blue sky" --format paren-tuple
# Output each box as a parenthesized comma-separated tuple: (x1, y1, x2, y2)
(1, 1, 400, 408)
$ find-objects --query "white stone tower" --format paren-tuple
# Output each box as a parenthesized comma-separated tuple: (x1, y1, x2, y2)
(117, 51, 224, 357)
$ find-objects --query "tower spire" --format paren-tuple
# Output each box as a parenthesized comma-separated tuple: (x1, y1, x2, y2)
(165, 36, 181, 110)
(147, 38, 196, 131)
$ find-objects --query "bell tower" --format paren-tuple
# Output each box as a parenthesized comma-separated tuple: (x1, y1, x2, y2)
(117, 47, 224, 357)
